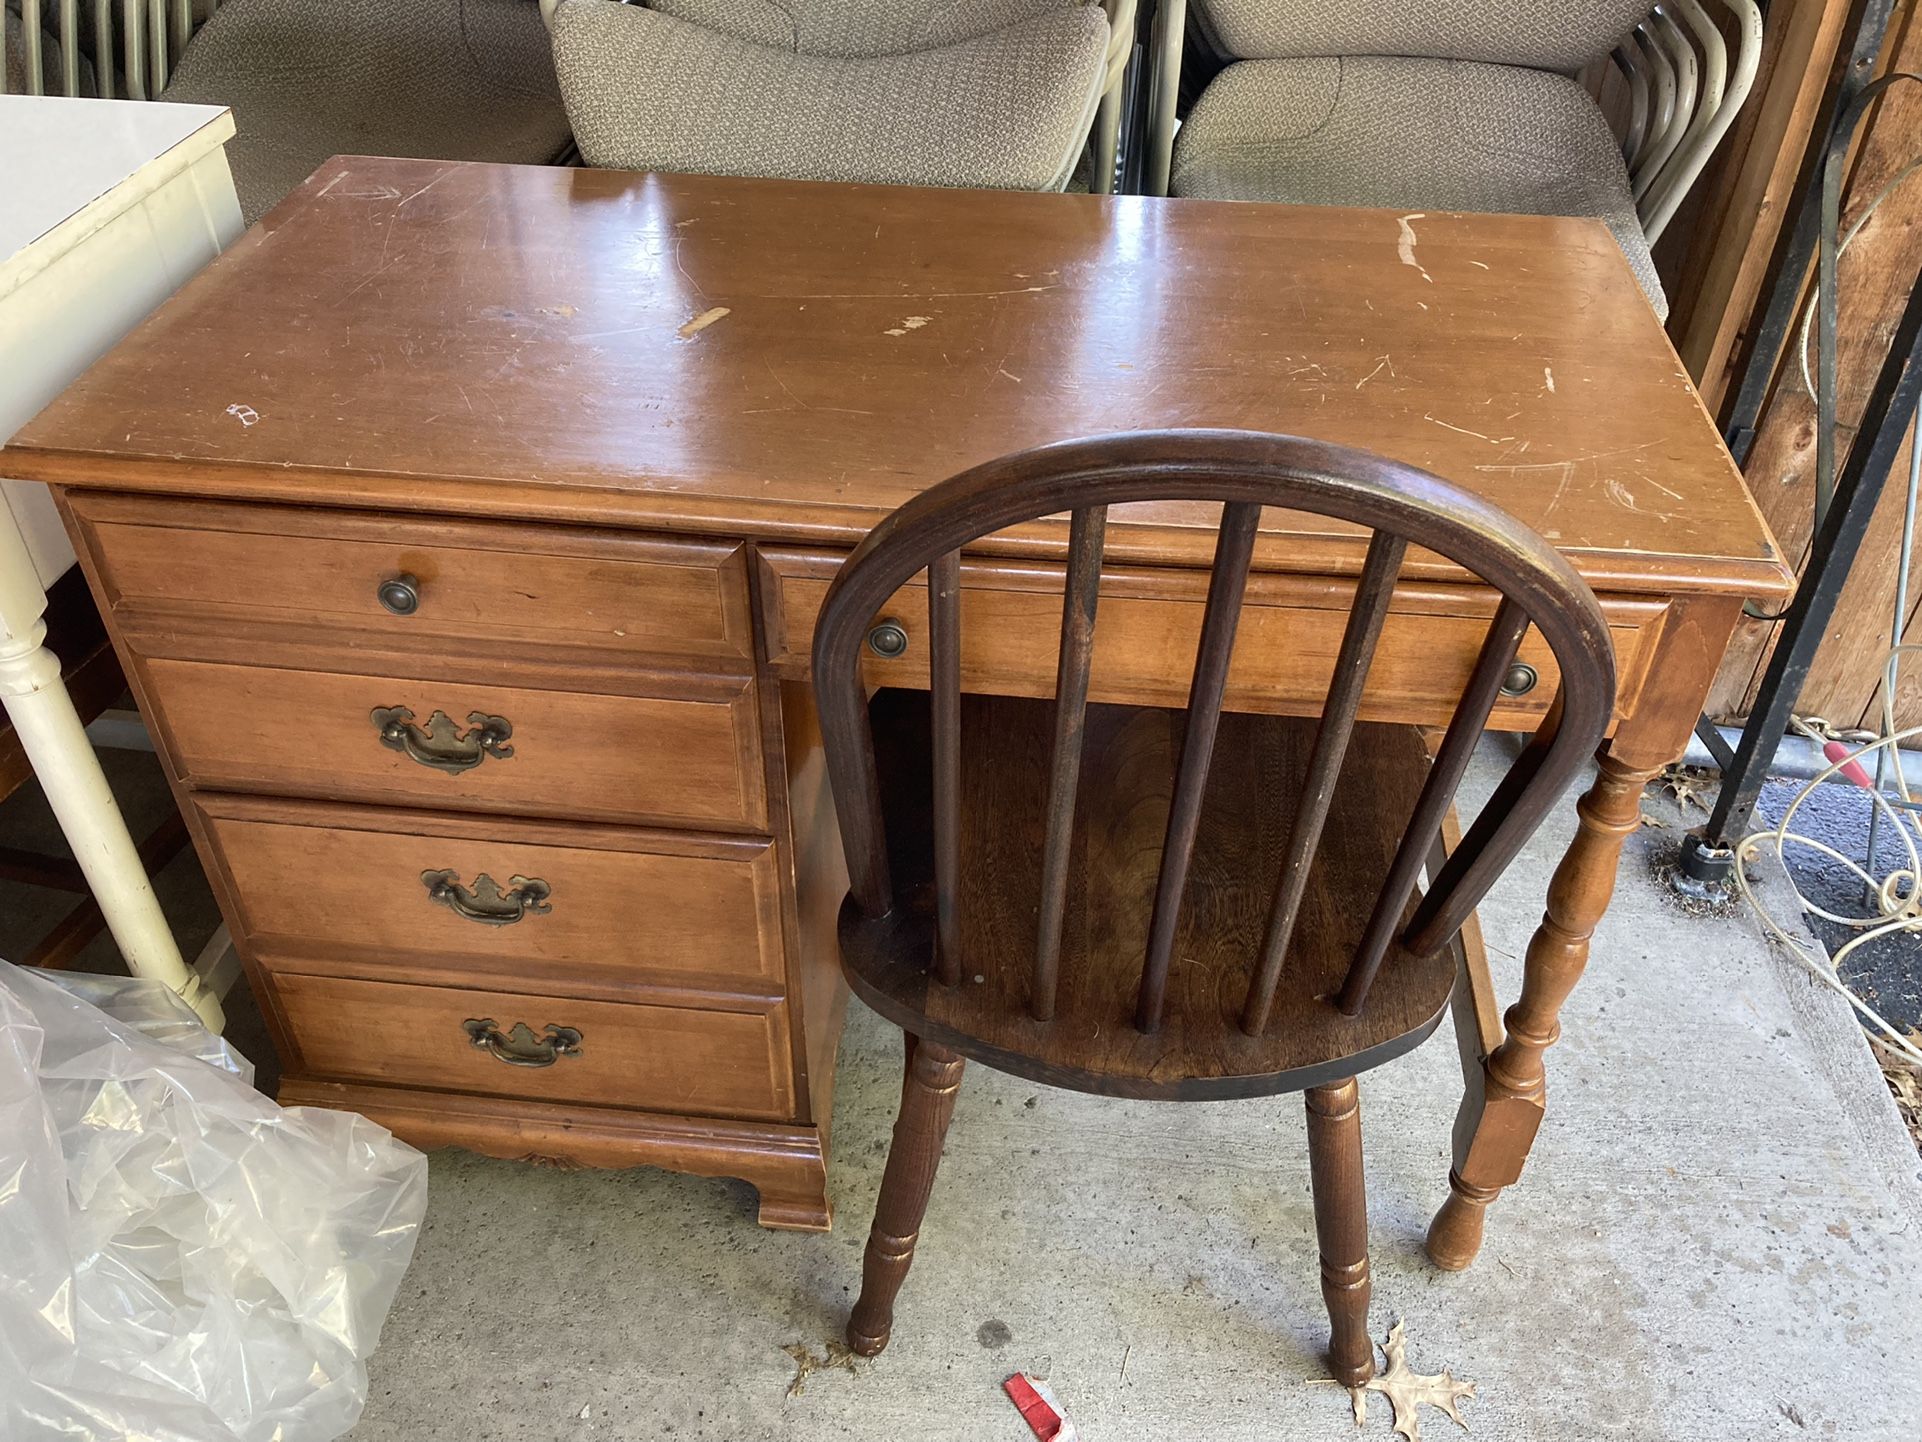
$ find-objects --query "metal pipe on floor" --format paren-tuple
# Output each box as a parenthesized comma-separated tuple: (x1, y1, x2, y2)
(1680, 723, 1922, 790)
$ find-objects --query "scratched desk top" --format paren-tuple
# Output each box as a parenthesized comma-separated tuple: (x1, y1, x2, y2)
(5, 156, 1787, 600)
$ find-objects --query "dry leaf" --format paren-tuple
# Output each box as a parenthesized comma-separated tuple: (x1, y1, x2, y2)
(1350, 1320, 1476, 1440)
(1869, 1030, 1922, 1153)
(781, 1340, 861, 1398)
(1657, 766, 1710, 815)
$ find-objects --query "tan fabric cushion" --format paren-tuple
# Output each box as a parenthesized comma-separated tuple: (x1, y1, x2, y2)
(1171, 56, 1665, 317)
(647, 0, 1081, 57)
(160, 0, 571, 226)
(1190, 0, 1649, 72)
(552, 0, 1107, 192)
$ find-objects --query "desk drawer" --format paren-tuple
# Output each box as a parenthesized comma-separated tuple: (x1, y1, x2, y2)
(140, 656, 766, 829)
(270, 970, 794, 1121)
(759, 547, 1662, 731)
(196, 797, 785, 998)
(68, 493, 754, 661)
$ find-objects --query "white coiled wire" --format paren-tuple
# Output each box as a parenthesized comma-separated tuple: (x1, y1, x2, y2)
(1737, 645, 1922, 1067)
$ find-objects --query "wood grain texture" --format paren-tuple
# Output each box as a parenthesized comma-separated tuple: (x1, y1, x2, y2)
(846, 1037, 965, 1357)
(1033, 506, 1108, 1020)
(759, 545, 1667, 733)
(1246, 532, 1405, 1034)
(135, 654, 766, 830)
(1141, 501, 1260, 1032)
(278, 1079, 832, 1230)
(68, 493, 755, 661)
(9, 158, 1787, 606)
(1305, 1077, 1374, 1387)
(20, 161, 1789, 1246)
(839, 690, 1458, 1099)
(269, 969, 794, 1121)
(776, 679, 854, 1136)
(193, 794, 787, 998)
(808, 432, 1623, 982)
(1426, 751, 1658, 1269)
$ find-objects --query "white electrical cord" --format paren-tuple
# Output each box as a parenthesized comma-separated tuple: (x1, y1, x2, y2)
(1736, 644, 1922, 1067)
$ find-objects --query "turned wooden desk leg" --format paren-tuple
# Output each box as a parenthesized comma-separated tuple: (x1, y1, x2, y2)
(1427, 751, 1658, 1270)
(1306, 1077, 1374, 1387)
(847, 1036, 965, 1357)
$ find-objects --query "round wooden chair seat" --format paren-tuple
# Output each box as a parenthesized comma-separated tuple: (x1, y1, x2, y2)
(837, 688, 1460, 1100)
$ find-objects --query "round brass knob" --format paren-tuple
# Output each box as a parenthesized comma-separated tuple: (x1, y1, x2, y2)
(377, 573, 421, 616)
(866, 619, 910, 659)
(1501, 662, 1539, 697)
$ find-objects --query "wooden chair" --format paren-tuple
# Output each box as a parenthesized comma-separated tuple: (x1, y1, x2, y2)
(811, 430, 1617, 1383)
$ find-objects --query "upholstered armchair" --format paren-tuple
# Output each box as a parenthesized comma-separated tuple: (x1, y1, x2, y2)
(549, 0, 1132, 193)
(1154, 0, 1761, 319)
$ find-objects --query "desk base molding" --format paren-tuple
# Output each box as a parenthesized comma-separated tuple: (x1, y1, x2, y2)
(278, 1079, 834, 1232)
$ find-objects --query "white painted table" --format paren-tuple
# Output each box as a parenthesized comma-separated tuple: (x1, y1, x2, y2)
(0, 95, 242, 1026)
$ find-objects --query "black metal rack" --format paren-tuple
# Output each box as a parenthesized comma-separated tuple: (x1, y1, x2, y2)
(1681, 20, 1922, 884)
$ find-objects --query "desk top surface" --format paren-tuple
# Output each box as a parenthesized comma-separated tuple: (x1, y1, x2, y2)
(7, 155, 1787, 600)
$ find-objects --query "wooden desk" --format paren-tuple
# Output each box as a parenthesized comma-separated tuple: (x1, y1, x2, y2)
(2, 157, 1790, 1234)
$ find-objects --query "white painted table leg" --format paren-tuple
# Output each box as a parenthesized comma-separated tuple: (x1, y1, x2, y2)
(0, 525, 222, 1030)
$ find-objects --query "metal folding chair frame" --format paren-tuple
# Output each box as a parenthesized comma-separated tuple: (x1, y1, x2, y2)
(1627, 0, 1763, 244)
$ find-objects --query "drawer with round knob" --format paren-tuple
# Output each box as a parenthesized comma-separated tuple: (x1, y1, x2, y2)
(66, 492, 755, 663)
(757, 545, 1666, 732)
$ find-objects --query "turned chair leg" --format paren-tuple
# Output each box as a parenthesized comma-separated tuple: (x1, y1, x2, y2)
(1305, 1077, 1374, 1387)
(847, 1035, 966, 1357)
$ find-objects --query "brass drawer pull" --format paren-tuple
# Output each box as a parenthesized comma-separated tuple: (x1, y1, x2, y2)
(463, 1017, 582, 1068)
(422, 869, 552, 925)
(373, 706, 513, 773)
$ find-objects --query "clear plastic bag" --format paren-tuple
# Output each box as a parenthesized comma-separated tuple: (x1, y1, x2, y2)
(0, 961, 428, 1442)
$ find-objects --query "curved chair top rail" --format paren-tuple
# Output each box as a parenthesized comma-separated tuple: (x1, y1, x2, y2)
(812, 430, 1617, 1032)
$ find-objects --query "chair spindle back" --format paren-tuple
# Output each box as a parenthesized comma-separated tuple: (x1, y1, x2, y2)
(813, 432, 1616, 1034)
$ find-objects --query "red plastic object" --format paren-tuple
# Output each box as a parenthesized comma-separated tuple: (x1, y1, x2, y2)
(1823, 738, 1879, 791)
(1004, 1374, 1073, 1441)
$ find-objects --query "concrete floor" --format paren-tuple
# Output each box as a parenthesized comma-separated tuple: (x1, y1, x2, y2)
(4, 745, 1920, 1441)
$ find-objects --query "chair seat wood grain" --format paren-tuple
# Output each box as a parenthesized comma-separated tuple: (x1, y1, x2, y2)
(838, 690, 1458, 1099)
